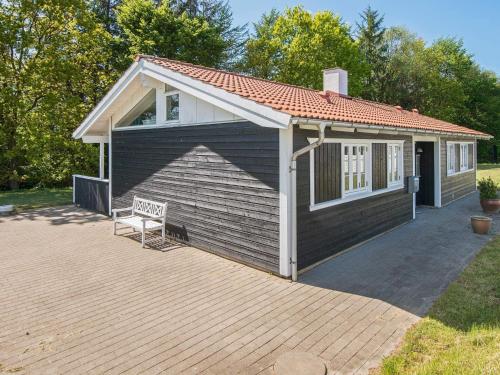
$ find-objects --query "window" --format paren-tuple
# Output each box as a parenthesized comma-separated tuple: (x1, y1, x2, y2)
(166, 92, 180, 122)
(447, 143, 456, 175)
(344, 144, 369, 195)
(310, 139, 405, 210)
(447, 142, 474, 176)
(115, 89, 156, 128)
(387, 144, 403, 186)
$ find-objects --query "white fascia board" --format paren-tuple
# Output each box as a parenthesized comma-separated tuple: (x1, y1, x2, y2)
(142, 61, 290, 129)
(292, 118, 491, 140)
(73, 62, 143, 139)
(82, 135, 109, 143)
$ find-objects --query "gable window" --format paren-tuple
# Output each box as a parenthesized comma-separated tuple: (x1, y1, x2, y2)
(115, 89, 156, 128)
(447, 142, 474, 176)
(310, 139, 405, 210)
(166, 92, 180, 122)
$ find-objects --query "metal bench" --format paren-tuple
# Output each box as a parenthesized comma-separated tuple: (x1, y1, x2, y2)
(112, 196, 168, 247)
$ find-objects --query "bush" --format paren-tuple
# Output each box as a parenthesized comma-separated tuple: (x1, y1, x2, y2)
(477, 177, 499, 200)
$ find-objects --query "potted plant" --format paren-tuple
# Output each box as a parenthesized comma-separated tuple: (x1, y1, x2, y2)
(477, 177, 500, 213)
(471, 216, 492, 234)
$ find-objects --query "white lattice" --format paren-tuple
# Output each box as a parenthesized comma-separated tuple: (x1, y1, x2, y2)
(133, 196, 166, 218)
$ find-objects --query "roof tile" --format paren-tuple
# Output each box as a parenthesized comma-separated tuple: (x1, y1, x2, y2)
(140, 55, 488, 137)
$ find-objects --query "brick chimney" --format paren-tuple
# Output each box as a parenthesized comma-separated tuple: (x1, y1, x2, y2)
(323, 68, 348, 95)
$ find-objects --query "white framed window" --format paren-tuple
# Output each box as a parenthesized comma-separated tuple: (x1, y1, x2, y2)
(343, 144, 370, 195)
(309, 138, 405, 211)
(165, 90, 180, 122)
(447, 143, 456, 175)
(447, 141, 474, 176)
(387, 143, 403, 186)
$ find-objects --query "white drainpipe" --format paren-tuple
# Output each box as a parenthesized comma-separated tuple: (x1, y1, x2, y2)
(290, 122, 327, 281)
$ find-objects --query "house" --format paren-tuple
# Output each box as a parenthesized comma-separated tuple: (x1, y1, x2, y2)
(72, 55, 491, 280)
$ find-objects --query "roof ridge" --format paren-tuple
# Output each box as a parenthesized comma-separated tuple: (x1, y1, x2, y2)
(137, 54, 320, 93)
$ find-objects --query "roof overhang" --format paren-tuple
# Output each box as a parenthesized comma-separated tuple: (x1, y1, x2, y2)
(73, 60, 291, 139)
(292, 117, 493, 140)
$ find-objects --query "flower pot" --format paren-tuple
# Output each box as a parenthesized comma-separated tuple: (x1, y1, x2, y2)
(480, 199, 500, 214)
(471, 216, 492, 235)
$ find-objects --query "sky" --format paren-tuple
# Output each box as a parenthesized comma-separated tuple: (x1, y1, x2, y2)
(229, 0, 500, 75)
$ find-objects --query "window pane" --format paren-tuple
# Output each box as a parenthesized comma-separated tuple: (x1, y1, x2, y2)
(166, 93, 180, 121)
(115, 89, 156, 127)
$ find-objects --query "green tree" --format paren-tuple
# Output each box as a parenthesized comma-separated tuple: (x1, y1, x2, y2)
(0, 0, 115, 188)
(116, 0, 229, 67)
(242, 6, 367, 94)
(356, 6, 386, 100)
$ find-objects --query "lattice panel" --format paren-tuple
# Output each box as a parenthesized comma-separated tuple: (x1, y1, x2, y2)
(133, 197, 165, 217)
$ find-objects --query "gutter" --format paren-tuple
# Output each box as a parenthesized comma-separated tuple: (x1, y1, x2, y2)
(289, 122, 327, 281)
(291, 118, 492, 140)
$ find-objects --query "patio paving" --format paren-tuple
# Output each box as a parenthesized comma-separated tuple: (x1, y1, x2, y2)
(0, 192, 494, 374)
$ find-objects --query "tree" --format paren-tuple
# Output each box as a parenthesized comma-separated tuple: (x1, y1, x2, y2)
(115, 0, 243, 68)
(356, 6, 386, 100)
(0, 0, 115, 188)
(169, 0, 247, 67)
(242, 6, 368, 94)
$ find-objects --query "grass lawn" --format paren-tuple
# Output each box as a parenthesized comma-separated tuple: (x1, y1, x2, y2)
(0, 187, 73, 212)
(477, 163, 500, 183)
(379, 236, 500, 374)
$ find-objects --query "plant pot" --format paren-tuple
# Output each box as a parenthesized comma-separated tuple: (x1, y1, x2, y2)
(480, 199, 500, 213)
(471, 216, 492, 235)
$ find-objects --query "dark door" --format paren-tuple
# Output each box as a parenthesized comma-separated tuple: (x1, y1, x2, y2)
(415, 142, 435, 206)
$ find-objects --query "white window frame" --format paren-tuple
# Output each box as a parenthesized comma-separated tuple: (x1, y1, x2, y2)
(447, 141, 474, 176)
(309, 138, 405, 211)
(164, 89, 180, 124)
(387, 143, 404, 187)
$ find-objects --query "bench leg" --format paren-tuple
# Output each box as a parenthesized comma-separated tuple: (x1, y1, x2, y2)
(162, 227, 165, 244)
(113, 221, 117, 235)
(141, 230, 145, 248)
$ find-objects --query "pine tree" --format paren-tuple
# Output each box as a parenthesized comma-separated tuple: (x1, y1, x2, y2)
(356, 6, 386, 100)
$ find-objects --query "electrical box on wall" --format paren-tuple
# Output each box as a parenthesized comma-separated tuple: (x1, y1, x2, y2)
(407, 176, 420, 193)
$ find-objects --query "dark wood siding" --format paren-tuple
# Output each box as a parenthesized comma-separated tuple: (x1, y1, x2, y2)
(295, 128, 413, 270)
(441, 138, 477, 206)
(74, 176, 109, 215)
(372, 143, 388, 191)
(112, 121, 280, 273)
(314, 143, 341, 203)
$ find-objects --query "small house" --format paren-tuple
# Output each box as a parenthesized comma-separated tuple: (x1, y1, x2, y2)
(73, 56, 490, 280)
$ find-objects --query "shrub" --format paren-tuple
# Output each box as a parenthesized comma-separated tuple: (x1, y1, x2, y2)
(477, 177, 499, 200)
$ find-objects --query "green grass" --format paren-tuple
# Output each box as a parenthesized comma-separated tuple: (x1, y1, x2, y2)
(379, 237, 500, 375)
(0, 187, 73, 212)
(477, 163, 500, 183)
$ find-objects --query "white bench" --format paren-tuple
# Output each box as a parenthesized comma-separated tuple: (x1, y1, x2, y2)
(112, 196, 168, 247)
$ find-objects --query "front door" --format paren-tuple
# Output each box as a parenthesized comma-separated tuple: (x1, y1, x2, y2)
(415, 142, 435, 206)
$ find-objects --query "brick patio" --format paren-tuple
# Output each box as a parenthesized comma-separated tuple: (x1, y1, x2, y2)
(1, 206, 418, 374)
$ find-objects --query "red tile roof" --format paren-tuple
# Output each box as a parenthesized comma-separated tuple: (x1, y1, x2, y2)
(138, 55, 488, 137)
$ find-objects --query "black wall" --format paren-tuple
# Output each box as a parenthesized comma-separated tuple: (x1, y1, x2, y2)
(112, 122, 280, 273)
(295, 128, 413, 270)
(74, 176, 109, 215)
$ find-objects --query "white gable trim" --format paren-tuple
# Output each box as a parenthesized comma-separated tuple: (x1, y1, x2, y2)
(73, 61, 142, 139)
(141, 61, 290, 129)
(73, 60, 291, 139)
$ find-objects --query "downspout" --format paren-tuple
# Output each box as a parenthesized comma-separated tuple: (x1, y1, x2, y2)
(289, 122, 327, 281)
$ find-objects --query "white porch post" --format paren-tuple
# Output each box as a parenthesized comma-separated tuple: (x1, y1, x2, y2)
(99, 142, 105, 180)
(108, 118, 113, 216)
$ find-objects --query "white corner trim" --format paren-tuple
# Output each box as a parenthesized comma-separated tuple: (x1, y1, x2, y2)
(434, 137, 442, 208)
(412, 135, 416, 219)
(141, 61, 290, 129)
(279, 125, 293, 277)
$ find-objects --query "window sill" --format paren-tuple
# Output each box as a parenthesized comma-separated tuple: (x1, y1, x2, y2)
(447, 168, 474, 177)
(310, 184, 404, 211)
